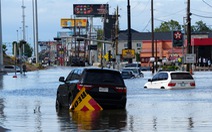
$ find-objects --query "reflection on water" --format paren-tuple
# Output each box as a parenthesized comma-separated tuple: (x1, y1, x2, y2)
(0, 75, 7, 131)
(57, 109, 127, 131)
(0, 99, 6, 122)
(34, 101, 42, 132)
(188, 117, 194, 129)
(0, 75, 3, 89)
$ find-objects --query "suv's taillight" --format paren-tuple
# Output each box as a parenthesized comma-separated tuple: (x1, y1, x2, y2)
(115, 87, 127, 93)
(190, 82, 195, 87)
(168, 82, 176, 87)
(77, 83, 92, 90)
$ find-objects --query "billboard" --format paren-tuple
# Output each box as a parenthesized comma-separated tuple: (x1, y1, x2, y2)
(73, 4, 109, 17)
(122, 49, 135, 59)
(57, 31, 74, 38)
(61, 18, 87, 28)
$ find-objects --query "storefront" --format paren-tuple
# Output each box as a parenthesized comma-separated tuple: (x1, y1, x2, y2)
(192, 38, 212, 59)
(192, 38, 212, 66)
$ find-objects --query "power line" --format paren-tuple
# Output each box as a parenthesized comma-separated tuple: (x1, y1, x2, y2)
(192, 13, 212, 18)
(154, 18, 167, 22)
(191, 8, 212, 14)
(131, 0, 150, 17)
(202, 0, 212, 8)
(155, 8, 185, 19)
(142, 19, 151, 31)
(133, 0, 150, 11)
(131, 1, 142, 10)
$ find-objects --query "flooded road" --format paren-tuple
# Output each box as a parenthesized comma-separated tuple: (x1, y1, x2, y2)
(0, 67, 212, 131)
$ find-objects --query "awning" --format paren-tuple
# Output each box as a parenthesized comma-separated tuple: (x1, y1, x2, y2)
(192, 38, 212, 46)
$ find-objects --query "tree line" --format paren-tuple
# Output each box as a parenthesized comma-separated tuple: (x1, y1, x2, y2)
(154, 20, 211, 32)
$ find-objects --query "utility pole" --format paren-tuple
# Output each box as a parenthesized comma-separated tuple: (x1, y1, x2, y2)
(186, 0, 192, 73)
(151, 0, 155, 74)
(74, 16, 77, 57)
(22, 0, 26, 41)
(115, 6, 119, 56)
(34, 0, 39, 63)
(127, 0, 132, 63)
(0, 0, 3, 67)
(32, 0, 35, 56)
(21, 0, 26, 60)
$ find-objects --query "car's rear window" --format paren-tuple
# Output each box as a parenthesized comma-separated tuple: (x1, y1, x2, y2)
(83, 69, 125, 86)
(125, 63, 141, 67)
(171, 73, 194, 80)
(4, 65, 14, 69)
(122, 71, 130, 75)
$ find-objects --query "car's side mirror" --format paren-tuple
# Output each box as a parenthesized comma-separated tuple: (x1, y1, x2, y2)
(59, 76, 65, 82)
(148, 79, 152, 82)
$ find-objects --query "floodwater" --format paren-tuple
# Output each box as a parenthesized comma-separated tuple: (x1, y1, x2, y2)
(0, 67, 212, 132)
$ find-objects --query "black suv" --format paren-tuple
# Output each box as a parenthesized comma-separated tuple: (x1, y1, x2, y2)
(56, 68, 127, 110)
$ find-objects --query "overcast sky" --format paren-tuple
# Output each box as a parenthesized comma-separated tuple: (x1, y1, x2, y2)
(1, 0, 212, 45)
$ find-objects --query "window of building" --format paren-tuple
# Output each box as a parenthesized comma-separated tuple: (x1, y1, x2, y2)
(137, 43, 141, 48)
(124, 43, 128, 48)
(141, 57, 150, 63)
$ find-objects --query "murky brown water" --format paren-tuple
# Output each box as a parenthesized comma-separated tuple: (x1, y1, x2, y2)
(0, 67, 212, 131)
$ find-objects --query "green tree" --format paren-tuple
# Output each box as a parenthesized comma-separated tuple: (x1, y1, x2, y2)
(12, 41, 18, 55)
(12, 40, 33, 57)
(191, 20, 211, 32)
(2, 44, 7, 54)
(24, 42, 33, 57)
(135, 52, 140, 62)
(155, 20, 181, 32)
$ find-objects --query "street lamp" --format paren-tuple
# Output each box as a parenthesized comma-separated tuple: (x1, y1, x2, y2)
(0, 0, 3, 66)
(17, 30, 19, 41)
(19, 27, 22, 41)
(25, 25, 28, 42)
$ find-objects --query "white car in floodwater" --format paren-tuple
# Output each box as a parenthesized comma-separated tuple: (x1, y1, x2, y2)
(122, 67, 144, 78)
(144, 71, 196, 89)
(2, 65, 21, 73)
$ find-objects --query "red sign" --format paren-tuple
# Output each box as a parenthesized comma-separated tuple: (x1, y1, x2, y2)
(174, 31, 182, 40)
(73, 4, 109, 17)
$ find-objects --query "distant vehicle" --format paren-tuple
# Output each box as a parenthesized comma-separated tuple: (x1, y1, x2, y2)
(70, 57, 85, 66)
(140, 66, 151, 71)
(56, 68, 127, 110)
(121, 70, 135, 79)
(125, 62, 141, 68)
(28, 57, 36, 64)
(122, 67, 144, 78)
(125, 62, 150, 71)
(2, 65, 21, 73)
(144, 71, 195, 89)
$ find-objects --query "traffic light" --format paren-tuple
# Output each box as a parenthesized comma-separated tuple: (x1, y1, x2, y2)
(108, 50, 111, 61)
(172, 31, 183, 47)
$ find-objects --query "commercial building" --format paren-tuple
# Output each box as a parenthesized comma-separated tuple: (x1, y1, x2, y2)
(117, 30, 212, 67)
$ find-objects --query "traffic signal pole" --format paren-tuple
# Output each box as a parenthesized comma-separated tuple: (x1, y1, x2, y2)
(0, 0, 3, 67)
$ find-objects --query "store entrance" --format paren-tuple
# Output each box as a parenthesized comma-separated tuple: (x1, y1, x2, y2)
(198, 46, 212, 59)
